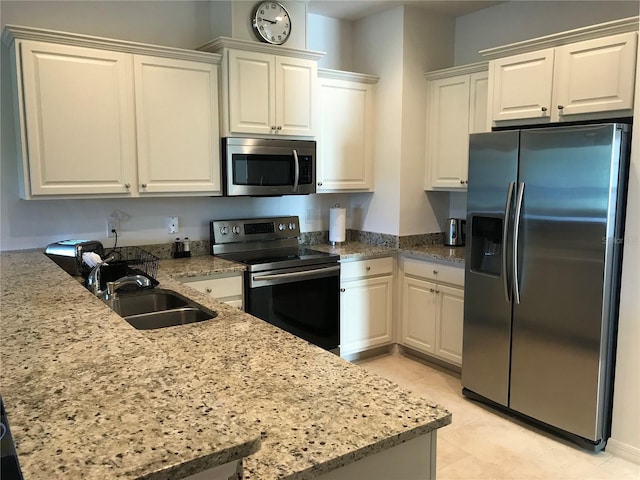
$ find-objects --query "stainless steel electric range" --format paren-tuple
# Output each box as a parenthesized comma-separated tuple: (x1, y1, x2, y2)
(211, 216, 340, 352)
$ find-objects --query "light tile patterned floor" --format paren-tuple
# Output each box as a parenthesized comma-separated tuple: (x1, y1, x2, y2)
(356, 352, 640, 480)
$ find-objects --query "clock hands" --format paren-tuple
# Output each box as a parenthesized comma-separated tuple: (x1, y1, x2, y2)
(263, 18, 277, 24)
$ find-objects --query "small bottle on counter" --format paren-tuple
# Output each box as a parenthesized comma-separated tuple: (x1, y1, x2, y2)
(173, 238, 183, 258)
(182, 237, 191, 258)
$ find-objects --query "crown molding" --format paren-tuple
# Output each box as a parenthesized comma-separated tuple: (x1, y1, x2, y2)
(2, 25, 222, 64)
(198, 36, 325, 61)
(480, 16, 639, 60)
(424, 61, 488, 80)
(318, 68, 379, 84)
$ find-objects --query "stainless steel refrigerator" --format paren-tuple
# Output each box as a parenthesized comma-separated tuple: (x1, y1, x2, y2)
(462, 123, 630, 452)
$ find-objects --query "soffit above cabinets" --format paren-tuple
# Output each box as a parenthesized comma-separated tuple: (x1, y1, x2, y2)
(480, 16, 639, 59)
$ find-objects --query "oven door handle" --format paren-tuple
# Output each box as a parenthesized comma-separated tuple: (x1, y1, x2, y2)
(292, 149, 300, 192)
(252, 265, 340, 283)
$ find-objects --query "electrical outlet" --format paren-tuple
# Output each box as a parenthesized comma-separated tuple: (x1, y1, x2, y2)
(106, 219, 120, 238)
(166, 216, 179, 234)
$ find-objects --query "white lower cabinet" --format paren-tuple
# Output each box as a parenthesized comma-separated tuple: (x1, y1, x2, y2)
(182, 272, 243, 310)
(340, 257, 394, 357)
(400, 256, 464, 367)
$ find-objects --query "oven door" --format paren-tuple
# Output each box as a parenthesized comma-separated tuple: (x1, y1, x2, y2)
(245, 263, 340, 351)
(223, 138, 316, 196)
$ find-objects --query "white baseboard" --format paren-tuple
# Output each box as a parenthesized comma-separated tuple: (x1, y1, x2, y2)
(606, 438, 640, 465)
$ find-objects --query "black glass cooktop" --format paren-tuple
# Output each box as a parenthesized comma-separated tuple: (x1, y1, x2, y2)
(219, 247, 339, 272)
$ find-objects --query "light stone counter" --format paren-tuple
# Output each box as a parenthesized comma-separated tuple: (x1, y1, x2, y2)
(309, 242, 465, 265)
(1, 251, 451, 480)
(0, 252, 259, 479)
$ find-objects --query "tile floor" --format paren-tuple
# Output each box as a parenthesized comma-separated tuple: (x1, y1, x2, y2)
(356, 351, 640, 480)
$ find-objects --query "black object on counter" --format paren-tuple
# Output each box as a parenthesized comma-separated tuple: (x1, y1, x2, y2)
(1, 396, 24, 480)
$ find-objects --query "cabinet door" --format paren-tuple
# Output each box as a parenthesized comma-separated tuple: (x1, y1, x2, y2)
(18, 40, 135, 196)
(228, 50, 274, 135)
(134, 55, 221, 194)
(183, 274, 243, 309)
(317, 77, 374, 192)
(553, 32, 637, 118)
(340, 276, 393, 355)
(469, 71, 489, 134)
(275, 56, 316, 136)
(435, 284, 464, 366)
(426, 75, 471, 190)
(401, 276, 437, 354)
(490, 49, 554, 122)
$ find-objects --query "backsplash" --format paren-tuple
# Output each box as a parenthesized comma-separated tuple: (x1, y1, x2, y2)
(137, 231, 446, 260)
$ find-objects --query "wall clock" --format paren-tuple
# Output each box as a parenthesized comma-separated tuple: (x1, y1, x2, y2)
(252, 1, 291, 45)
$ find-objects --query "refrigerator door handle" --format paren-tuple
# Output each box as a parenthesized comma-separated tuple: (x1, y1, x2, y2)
(502, 181, 515, 303)
(513, 181, 525, 304)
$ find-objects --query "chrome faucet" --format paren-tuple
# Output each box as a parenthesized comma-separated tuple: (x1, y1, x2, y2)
(104, 275, 151, 300)
(86, 255, 116, 298)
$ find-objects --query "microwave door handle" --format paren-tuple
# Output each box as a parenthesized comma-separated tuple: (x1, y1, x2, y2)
(292, 149, 300, 192)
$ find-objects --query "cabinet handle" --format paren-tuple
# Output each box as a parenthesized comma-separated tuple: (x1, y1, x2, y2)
(206, 288, 212, 293)
(125, 183, 131, 189)
(141, 183, 147, 188)
(433, 270, 438, 275)
(435, 290, 440, 294)
(277, 126, 282, 130)
(465, 180, 469, 185)
(541, 106, 547, 112)
(271, 126, 277, 130)
(460, 180, 465, 184)
(317, 182, 323, 186)
(366, 266, 371, 271)
(340, 288, 345, 293)
(557, 105, 564, 110)
(430, 288, 435, 293)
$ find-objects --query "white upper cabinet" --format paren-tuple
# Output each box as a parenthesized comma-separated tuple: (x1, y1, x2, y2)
(552, 33, 637, 117)
(4, 26, 223, 199)
(15, 40, 137, 197)
(316, 69, 377, 192)
(424, 63, 488, 191)
(200, 38, 322, 138)
(490, 49, 555, 123)
(485, 20, 638, 126)
(134, 55, 221, 194)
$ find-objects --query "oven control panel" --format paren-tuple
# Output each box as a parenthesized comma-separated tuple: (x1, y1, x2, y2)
(211, 216, 300, 245)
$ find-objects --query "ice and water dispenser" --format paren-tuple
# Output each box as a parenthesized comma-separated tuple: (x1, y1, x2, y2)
(469, 216, 503, 276)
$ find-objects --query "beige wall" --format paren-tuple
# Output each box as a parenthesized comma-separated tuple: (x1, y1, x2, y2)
(609, 31, 640, 463)
(454, 0, 639, 65)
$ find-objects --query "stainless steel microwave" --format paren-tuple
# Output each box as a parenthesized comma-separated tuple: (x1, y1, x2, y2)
(222, 138, 316, 196)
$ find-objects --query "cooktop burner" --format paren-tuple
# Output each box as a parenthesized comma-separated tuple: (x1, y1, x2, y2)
(219, 247, 339, 272)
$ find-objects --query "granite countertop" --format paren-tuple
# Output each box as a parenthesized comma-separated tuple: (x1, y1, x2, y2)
(0, 251, 451, 480)
(309, 241, 465, 265)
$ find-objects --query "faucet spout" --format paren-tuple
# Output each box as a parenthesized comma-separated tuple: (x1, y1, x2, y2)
(105, 275, 152, 300)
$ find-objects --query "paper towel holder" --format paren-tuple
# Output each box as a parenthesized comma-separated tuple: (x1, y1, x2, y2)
(329, 203, 347, 247)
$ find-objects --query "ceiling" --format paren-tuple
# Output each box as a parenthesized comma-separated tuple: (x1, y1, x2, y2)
(306, 1, 504, 20)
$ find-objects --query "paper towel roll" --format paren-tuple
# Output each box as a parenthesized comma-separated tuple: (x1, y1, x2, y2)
(329, 207, 346, 245)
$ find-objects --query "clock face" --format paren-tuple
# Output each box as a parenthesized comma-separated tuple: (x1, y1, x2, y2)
(252, 2, 291, 45)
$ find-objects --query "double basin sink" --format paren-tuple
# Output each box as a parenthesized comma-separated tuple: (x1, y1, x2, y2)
(103, 288, 216, 330)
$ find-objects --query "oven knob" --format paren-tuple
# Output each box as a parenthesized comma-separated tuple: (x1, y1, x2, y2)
(232, 225, 241, 234)
(289, 222, 296, 230)
(219, 226, 229, 235)
(278, 223, 286, 231)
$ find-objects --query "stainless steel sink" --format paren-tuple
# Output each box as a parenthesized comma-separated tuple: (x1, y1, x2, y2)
(124, 307, 215, 330)
(103, 288, 216, 329)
